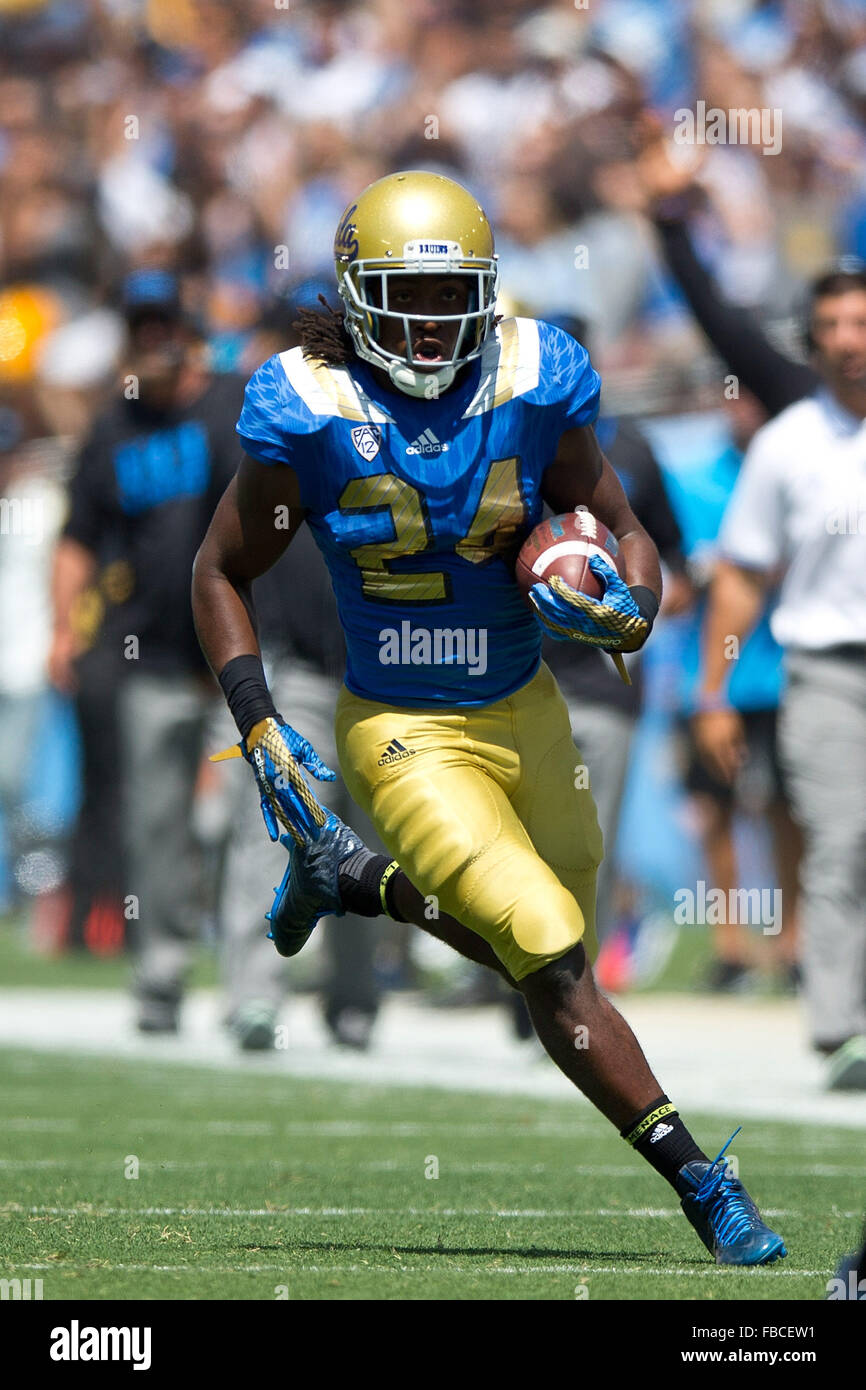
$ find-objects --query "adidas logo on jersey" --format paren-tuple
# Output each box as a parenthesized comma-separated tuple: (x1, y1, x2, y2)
(377, 739, 416, 766)
(649, 1122, 674, 1144)
(406, 428, 449, 455)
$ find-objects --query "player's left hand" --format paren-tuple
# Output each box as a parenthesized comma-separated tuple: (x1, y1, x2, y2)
(529, 554, 652, 652)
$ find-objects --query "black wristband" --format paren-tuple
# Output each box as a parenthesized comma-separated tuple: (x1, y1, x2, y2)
(218, 654, 279, 741)
(628, 585, 660, 631)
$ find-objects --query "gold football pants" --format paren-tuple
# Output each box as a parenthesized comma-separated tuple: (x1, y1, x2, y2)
(335, 663, 603, 982)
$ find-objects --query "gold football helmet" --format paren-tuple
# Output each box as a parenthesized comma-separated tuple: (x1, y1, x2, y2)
(333, 170, 499, 397)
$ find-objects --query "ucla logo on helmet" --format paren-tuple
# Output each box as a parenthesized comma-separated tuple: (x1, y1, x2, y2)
(350, 425, 381, 461)
(335, 204, 359, 259)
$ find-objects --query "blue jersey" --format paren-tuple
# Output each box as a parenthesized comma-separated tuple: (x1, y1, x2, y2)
(237, 317, 600, 706)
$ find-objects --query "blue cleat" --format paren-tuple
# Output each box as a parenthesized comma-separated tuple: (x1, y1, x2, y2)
(265, 810, 364, 958)
(676, 1128, 788, 1266)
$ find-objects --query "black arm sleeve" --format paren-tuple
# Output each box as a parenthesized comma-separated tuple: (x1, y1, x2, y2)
(654, 213, 818, 418)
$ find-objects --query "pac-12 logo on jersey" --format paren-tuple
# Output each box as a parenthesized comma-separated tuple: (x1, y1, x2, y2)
(350, 425, 381, 461)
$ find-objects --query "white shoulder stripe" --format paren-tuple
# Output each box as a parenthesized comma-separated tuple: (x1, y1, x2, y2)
(278, 347, 393, 423)
(462, 317, 540, 418)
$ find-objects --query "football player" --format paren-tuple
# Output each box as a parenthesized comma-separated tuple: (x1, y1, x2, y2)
(193, 171, 785, 1265)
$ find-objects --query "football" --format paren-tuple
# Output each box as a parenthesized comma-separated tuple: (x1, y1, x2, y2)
(515, 507, 626, 606)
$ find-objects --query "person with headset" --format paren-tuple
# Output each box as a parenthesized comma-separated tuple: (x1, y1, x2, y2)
(695, 265, 866, 1090)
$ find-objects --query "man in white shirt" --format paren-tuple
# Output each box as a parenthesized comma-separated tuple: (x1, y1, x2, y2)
(695, 266, 866, 1089)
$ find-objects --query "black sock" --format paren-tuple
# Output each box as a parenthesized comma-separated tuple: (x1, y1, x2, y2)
(337, 849, 406, 921)
(620, 1095, 708, 1190)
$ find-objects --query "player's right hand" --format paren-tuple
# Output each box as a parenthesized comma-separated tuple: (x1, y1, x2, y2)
(212, 717, 336, 845)
(691, 708, 746, 786)
(47, 628, 80, 695)
(634, 112, 705, 210)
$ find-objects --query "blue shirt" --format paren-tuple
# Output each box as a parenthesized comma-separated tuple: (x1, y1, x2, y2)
(237, 317, 600, 706)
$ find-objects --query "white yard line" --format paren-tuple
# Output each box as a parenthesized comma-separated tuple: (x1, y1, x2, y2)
(7, 1260, 828, 1278)
(5, 1204, 829, 1219)
(1, 1156, 863, 1177)
(0, 1119, 78, 1131)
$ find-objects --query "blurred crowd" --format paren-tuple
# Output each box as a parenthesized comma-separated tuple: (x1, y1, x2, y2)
(2, 0, 866, 1056)
(2, 0, 866, 404)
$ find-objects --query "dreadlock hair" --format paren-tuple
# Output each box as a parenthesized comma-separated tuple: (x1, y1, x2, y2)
(295, 296, 355, 365)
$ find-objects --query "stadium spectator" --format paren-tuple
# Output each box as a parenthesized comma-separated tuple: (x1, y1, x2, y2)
(697, 266, 866, 1089)
(636, 136, 811, 991)
(49, 270, 244, 1031)
(669, 391, 801, 992)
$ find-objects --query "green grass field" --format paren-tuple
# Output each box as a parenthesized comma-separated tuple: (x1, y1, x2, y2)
(1, 1046, 861, 1301)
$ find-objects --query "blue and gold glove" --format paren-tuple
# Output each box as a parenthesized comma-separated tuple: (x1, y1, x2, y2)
(529, 554, 656, 652)
(211, 716, 336, 846)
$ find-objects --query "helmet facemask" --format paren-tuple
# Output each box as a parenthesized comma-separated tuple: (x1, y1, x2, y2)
(339, 245, 499, 398)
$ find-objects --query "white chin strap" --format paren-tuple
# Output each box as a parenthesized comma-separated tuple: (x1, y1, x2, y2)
(387, 359, 456, 398)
